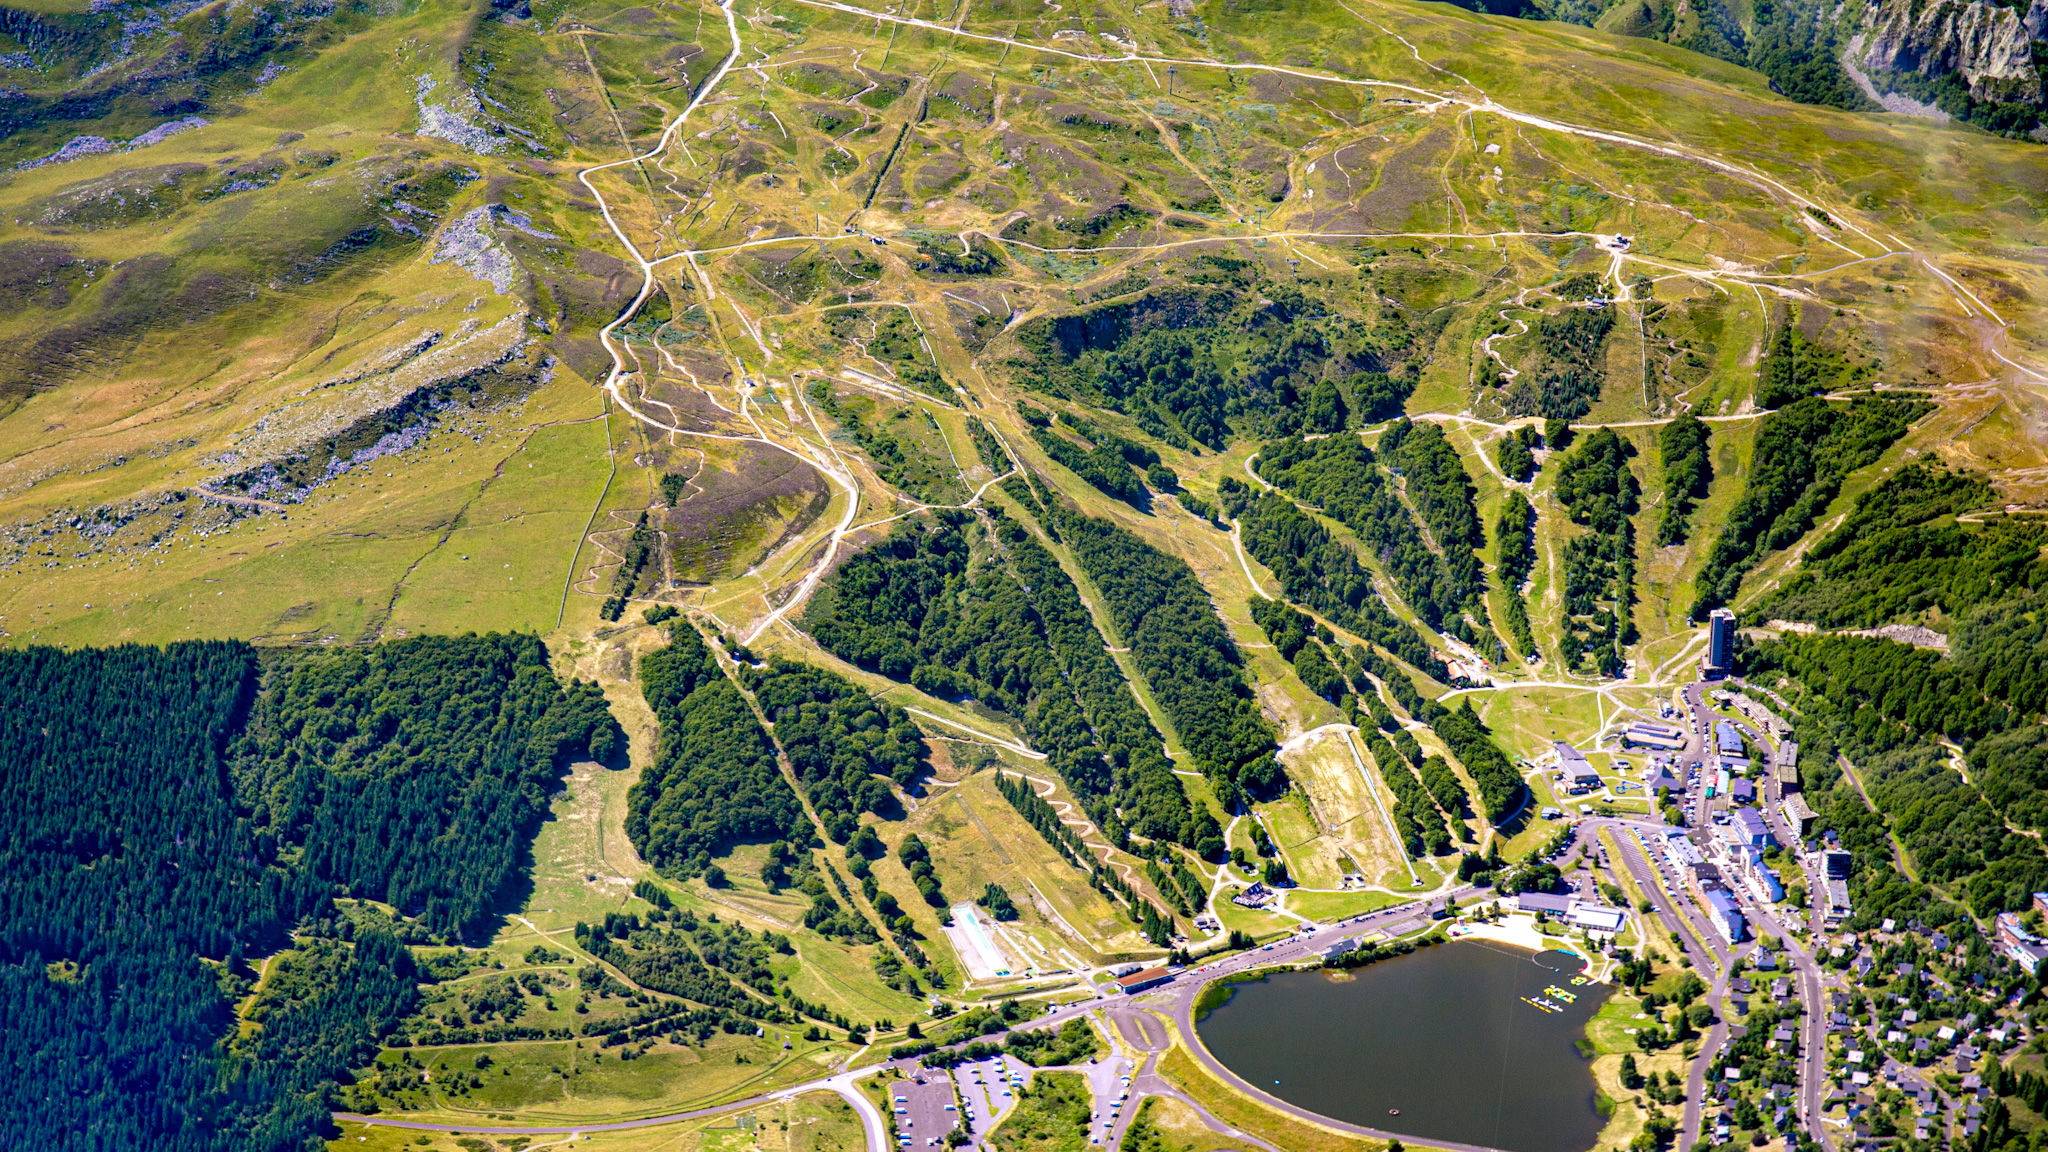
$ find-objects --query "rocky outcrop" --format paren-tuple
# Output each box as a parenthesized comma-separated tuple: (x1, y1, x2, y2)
(1859, 0, 2045, 104)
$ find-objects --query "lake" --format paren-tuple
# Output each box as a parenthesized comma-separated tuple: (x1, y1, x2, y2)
(1196, 940, 1612, 1152)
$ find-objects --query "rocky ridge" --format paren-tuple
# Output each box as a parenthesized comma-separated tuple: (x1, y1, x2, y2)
(1858, 0, 2046, 104)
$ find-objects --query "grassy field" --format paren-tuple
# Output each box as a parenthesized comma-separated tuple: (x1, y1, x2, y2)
(386, 411, 617, 637)
(1257, 792, 1347, 892)
(333, 1088, 867, 1152)
(986, 1071, 1094, 1152)
(1214, 898, 1301, 941)
(1581, 988, 1689, 1152)
(1287, 890, 1408, 921)
(1119, 1094, 1228, 1152)
(1156, 1046, 1387, 1152)
(1277, 730, 1411, 888)
(356, 1035, 843, 1126)
(1468, 686, 1612, 762)
(911, 768, 1154, 963)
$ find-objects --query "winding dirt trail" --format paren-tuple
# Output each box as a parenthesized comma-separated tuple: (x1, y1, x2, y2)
(1009, 769, 1148, 896)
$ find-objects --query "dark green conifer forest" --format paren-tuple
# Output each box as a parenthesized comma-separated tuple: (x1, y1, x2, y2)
(0, 635, 621, 1151)
(628, 624, 810, 876)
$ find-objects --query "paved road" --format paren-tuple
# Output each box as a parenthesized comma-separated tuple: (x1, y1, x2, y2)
(1665, 679, 1838, 1152)
(1080, 1054, 1135, 1144)
(1583, 815, 1724, 1146)
(1112, 1018, 1281, 1152)
(1714, 678, 1841, 1152)
(1596, 819, 1716, 967)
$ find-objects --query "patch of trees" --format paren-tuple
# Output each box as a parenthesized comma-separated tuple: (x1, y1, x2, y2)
(1380, 419, 1489, 626)
(628, 625, 809, 878)
(1988, 1060, 2048, 1126)
(1418, 755, 1470, 817)
(1755, 322, 1867, 408)
(1654, 412, 1711, 546)
(902, 1006, 1098, 1068)
(1051, 504, 1283, 811)
(1061, 411, 1159, 471)
(572, 915, 792, 1024)
(861, 312, 955, 402)
(808, 381, 964, 505)
(1808, 788, 1948, 930)
(794, 851, 883, 946)
(1346, 370, 1419, 425)
(1969, 727, 2048, 839)
(1176, 490, 1216, 521)
(1302, 376, 1350, 433)
(743, 657, 929, 842)
(1364, 730, 1454, 855)
(1002, 1017, 1101, 1066)
(1029, 418, 1147, 505)
(228, 634, 622, 940)
(0, 636, 620, 1151)
(223, 931, 422, 1128)
(1494, 491, 1538, 658)
(1230, 488, 1436, 671)
(1249, 595, 1349, 702)
(1755, 604, 2048, 865)
(1757, 463, 2043, 628)
(1749, 636, 2048, 918)
(1692, 396, 1929, 615)
(1555, 428, 1639, 677)
(1742, 0, 1870, 113)
(803, 511, 1195, 846)
(1010, 281, 1420, 450)
(897, 833, 947, 910)
(840, 831, 939, 982)
(1142, 849, 1208, 917)
(966, 416, 1012, 473)
(1856, 744, 2048, 919)
(1503, 307, 1615, 421)
(978, 882, 1018, 921)
(916, 233, 1005, 275)
(1499, 861, 1565, 895)
(1427, 699, 1527, 823)
(1870, 66, 2042, 138)
(1753, 633, 2025, 747)
(601, 511, 657, 621)
(1496, 425, 1539, 482)
(1018, 303, 1234, 449)
(1250, 433, 1470, 641)
(1345, 644, 1526, 823)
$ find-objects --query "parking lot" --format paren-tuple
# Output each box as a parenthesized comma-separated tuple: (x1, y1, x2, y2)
(1082, 1055, 1135, 1144)
(951, 1054, 1027, 1143)
(890, 1067, 960, 1148)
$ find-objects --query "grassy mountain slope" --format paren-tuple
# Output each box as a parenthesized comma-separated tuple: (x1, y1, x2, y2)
(0, 0, 2045, 1141)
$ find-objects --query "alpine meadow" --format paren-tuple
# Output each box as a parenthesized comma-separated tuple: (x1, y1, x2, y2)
(0, 0, 2044, 1147)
